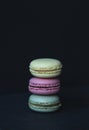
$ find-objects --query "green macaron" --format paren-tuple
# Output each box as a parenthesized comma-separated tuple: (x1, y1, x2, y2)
(29, 58, 63, 78)
(28, 94, 62, 112)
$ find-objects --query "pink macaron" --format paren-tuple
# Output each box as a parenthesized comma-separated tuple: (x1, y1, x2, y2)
(28, 77, 60, 95)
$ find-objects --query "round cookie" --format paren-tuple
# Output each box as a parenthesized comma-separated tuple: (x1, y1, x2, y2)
(29, 58, 62, 78)
(28, 94, 62, 112)
(28, 77, 60, 95)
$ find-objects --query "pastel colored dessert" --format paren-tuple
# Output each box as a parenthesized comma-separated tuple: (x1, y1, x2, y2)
(28, 77, 60, 95)
(28, 94, 62, 112)
(29, 58, 62, 78)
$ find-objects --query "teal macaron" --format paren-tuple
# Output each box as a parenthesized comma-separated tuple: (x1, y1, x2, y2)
(28, 94, 62, 112)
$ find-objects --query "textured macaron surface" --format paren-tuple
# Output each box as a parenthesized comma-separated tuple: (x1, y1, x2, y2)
(29, 58, 62, 78)
(29, 58, 62, 71)
(28, 78, 60, 95)
(29, 77, 60, 87)
(28, 94, 61, 112)
(29, 94, 60, 105)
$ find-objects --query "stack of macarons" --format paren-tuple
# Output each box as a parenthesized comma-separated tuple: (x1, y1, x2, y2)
(28, 58, 63, 112)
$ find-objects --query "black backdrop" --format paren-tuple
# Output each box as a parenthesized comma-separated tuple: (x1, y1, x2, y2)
(0, 7, 89, 94)
(0, 4, 89, 130)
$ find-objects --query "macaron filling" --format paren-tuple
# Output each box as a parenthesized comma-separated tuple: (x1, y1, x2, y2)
(29, 86, 60, 91)
(29, 85, 60, 89)
(29, 102, 61, 108)
(29, 82, 60, 87)
(30, 68, 61, 74)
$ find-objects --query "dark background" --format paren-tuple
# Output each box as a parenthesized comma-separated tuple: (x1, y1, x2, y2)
(0, 4, 89, 130)
(0, 7, 89, 93)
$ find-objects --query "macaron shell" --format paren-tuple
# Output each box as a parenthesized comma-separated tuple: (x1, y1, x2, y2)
(29, 58, 62, 70)
(29, 78, 60, 86)
(28, 94, 61, 112)
(29, 94, 60, 103)
(29, 58, 62, 78)
(29, 87, 60, 95)
(28, 78, 60, 95)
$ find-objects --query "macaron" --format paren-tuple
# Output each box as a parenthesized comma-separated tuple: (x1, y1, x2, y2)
(29, 58, 62, 78)
(28, 77, 60, 95)
(28, 94, 62, 112)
